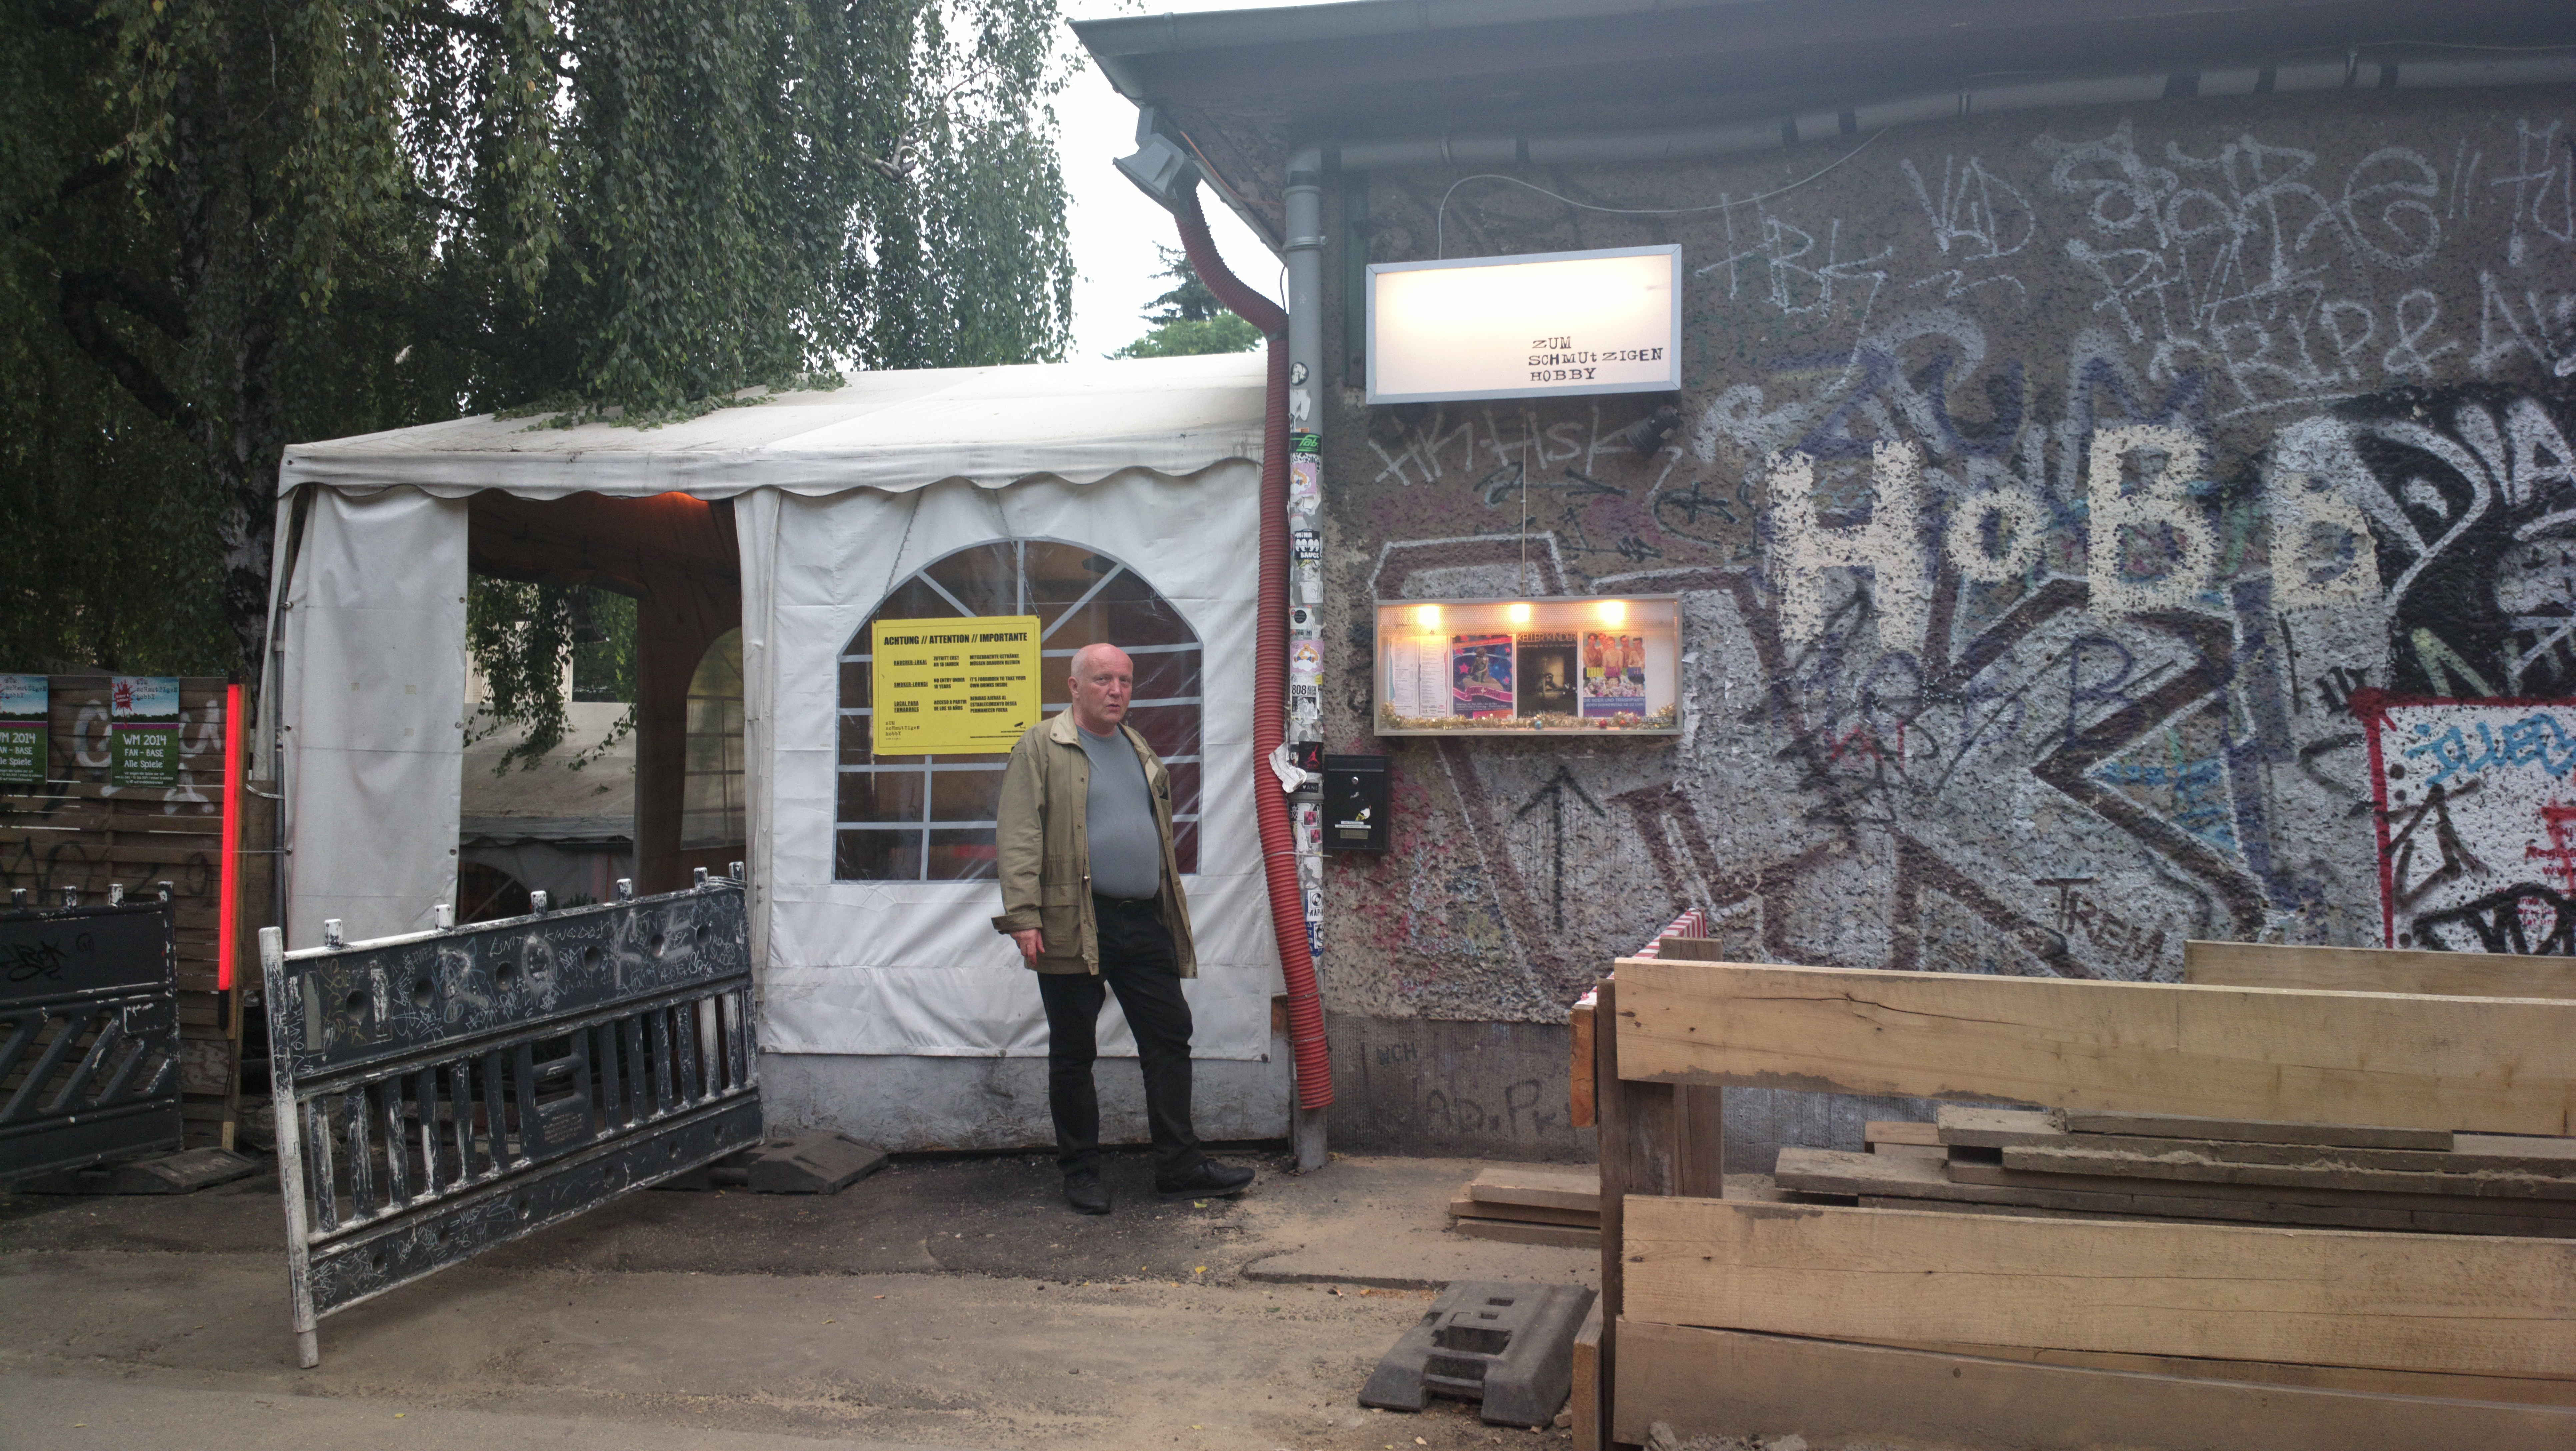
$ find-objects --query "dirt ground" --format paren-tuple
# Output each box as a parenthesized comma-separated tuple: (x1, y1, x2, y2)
(0, 1150, 1599, 1451)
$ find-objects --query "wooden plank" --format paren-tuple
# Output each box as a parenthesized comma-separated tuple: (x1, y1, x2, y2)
(1946, 1156, 2576, 1221)
(1615, 1321, 2576, 1449)
(1854, 1195, 2208, 1224)
(1448, 1197, 1597, 1228)
(1780, 1146, 2576, 1238)
(2000, 1142, 2576, 1201)
(1944, 1106, 2576, 1177)
(2064, 1105, 2454, 1151)
(0, 780, 225, 805)
(2188, 938, 2576, 1001)
(1863, 1119, 1939, 1149)
(179, 1036, 238, 1097)
(1614, 955, 2576, 1136)
(1465, 1165, 1601, 1213)
(0, 836, 231, 869)
(0, 805, 221, 832)
(1624, 1196, 2576, 1378)
(1590, 977, 1645, 1451)
(1857, 1194, 2576, 1240)
(1570, 1299, 1601, 1451)
(1673, 1084, 1724, 1199)
(1568, 1000, 1595, 1129)
(1879, 1337, 2576, 1409)
(1648, 936, 1730, 961)
(1452, 1217, 1600, 1249)
(0, 802, 223, 826)
(1721, 1172, 1794, 1203)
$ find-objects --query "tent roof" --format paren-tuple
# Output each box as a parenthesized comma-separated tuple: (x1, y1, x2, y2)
(279, 350, 1269, 500)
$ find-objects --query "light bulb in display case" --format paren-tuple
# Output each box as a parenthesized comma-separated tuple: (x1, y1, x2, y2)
(1413, 604, 1441, 629)
(1597, 599, 1627, 626)
(1507, 602, 1532, 625)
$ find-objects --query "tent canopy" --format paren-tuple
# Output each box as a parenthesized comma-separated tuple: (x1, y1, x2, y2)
(278, 351, 1269, 499)
(272, 349, 1281, 1072)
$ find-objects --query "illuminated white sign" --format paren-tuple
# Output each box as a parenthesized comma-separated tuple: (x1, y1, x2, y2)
(1365, 245, 1680, 405)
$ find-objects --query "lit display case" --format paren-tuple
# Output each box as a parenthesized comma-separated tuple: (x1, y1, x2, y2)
(1371, 596, 1681, 736)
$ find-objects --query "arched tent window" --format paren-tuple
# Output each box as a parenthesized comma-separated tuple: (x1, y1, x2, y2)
(684, 628, 746, 852)
(837, 541, 1202, 881)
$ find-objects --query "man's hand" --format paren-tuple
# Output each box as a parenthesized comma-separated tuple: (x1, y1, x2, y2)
(1011, 928, 1043, 963)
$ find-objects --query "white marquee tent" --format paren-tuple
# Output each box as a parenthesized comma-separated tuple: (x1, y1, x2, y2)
(265, 350, 1286, 1144)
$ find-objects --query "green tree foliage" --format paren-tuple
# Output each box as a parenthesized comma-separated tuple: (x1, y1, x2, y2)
(466, 577, 635, 773)
(1, 0, 1075, 686)
(1109, 244, 1259, 359)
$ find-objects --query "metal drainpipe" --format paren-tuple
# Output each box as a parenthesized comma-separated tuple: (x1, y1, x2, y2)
(1168, 184, 1337, 1168)
(1282, 146, 1328, 1172)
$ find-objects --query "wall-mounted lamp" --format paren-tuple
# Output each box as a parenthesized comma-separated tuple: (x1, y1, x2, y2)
(1111, 107, 1202, 215)
(1620, 402, 1683, 456)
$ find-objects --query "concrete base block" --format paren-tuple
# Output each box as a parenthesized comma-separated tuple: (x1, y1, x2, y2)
(757, 1045, 1291, 1153)
(1359, 1280, 1596, 1426)
(747, 1131, 887, 1194)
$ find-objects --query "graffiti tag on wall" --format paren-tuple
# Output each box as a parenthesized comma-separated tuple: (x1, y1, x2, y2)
(2359, 693, 2576, 953)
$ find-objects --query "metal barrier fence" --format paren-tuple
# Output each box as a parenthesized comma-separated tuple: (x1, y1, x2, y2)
(1, 893, 183, 1185)
(261, 872, 760, 1366)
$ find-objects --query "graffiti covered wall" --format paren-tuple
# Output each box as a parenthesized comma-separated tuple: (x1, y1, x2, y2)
(1312, 87, 2576, 1150)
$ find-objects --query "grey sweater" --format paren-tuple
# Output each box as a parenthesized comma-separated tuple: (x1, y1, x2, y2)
(1077, 723, 1162, 900)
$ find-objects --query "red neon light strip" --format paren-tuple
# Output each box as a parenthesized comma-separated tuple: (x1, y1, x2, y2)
(218, 682, 243, 991)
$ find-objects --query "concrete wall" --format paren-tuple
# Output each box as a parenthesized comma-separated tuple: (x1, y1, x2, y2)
(1314, 87, 2576, 1166)
(1324, 1012, 1594, 1161)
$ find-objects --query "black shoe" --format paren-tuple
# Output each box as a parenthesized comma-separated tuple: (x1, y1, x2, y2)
(1064, 1173, 1111, 1215)
(1156, 1158, 1255, 1199)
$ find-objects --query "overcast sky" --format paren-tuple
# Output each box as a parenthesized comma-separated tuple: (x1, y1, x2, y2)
(1055, 1, 1299, 358)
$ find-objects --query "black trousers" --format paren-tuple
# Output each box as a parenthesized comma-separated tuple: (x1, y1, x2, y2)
(1036, 895, 1202, 1180)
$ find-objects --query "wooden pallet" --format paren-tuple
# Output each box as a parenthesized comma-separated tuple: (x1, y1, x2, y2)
(1580, 940, 2576, 1450)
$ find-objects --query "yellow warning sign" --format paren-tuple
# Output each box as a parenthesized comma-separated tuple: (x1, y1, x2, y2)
(870, 614, 1044, 753)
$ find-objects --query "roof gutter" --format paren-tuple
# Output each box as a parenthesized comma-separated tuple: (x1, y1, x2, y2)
(1074, 0, 1763, 97)
(1324, 51, 2576, 171)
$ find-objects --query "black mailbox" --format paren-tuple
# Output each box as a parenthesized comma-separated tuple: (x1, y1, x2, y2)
(1322, 754, 1389, 853)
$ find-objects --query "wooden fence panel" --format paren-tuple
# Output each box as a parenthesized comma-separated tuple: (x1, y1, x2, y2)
(1, 675, 259, 1146)
(2185, 938, 2576, 1000)
(1613, 1321, 2576, 1451)
(1615, 956, 2576, 1135)
(1624, 1196, 2576, 1380)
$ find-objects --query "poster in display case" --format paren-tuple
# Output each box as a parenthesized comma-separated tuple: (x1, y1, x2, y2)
(1373, 596, 1680, 736)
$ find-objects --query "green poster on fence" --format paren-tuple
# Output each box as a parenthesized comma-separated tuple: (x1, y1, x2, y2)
(0, 674, 43, 784)
(109, 676, 180, 787)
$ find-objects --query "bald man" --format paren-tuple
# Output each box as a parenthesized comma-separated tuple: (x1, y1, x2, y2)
(992, 642, 1255, 1214)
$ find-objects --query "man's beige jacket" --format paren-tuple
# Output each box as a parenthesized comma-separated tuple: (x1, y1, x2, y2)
(990, 710, 1197, 977)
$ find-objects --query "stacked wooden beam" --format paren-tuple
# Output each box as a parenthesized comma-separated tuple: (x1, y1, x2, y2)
(1448, 1164, 1600, 1248)
(1582, 945, 2576, 1451)
(1780, 1106, 2576, 1238)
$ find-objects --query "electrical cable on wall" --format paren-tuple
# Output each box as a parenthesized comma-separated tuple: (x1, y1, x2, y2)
(1435, 129, 1884, 257)
(1520, 427, 1531, 595)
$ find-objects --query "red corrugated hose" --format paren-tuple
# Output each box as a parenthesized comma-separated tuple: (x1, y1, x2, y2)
(1172, 185, 1332, 1112)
